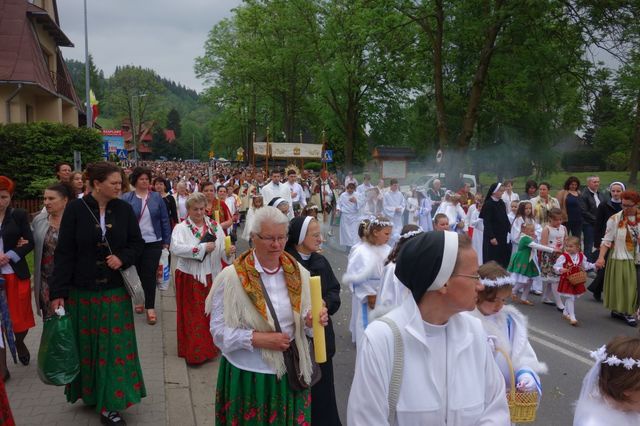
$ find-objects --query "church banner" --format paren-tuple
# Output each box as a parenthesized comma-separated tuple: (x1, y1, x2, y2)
(253, 142, 323, 159)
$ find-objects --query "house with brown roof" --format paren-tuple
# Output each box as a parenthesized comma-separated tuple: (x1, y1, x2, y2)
(0, 0, 82, 125)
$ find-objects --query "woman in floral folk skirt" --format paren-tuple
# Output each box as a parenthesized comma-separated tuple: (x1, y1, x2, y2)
(207, 206, 329, 425)
(171, 192, 234, 364)
(50, 162, 146, 426)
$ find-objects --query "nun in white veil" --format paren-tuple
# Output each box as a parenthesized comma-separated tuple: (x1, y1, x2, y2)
(348, 231, 510, 425)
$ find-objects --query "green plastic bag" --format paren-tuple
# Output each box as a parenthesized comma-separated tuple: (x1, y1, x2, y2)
(37, 309, 80, 385)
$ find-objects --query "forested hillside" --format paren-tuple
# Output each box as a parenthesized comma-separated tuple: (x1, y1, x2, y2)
(66, 58, 215, 160)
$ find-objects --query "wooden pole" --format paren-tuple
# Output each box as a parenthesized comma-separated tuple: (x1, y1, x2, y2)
(265, 127, 270, 174)
(299, 130, 304, 170)
(322, 129, 327, 172)
(252, 131, 256, 169)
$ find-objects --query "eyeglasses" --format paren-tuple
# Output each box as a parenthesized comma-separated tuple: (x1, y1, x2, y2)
(255, 234, 288, 244)
(451, 273, 481, 281)
(622, 203, 637, 208)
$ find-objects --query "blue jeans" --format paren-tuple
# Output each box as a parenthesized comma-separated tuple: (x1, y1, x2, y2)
(582, 223, 596, 262)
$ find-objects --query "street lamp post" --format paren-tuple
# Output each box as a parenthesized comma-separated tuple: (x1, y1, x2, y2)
(131, 93, 147, 164)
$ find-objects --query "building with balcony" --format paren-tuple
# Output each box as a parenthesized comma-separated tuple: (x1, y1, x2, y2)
(0, 0, 83, 126)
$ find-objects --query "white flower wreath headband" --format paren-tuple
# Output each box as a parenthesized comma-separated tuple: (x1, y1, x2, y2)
(370, 217, 393, 228)
(590, 345, 640, 370)
(400, 228, 424, 240)
(479, 276, 513, 288)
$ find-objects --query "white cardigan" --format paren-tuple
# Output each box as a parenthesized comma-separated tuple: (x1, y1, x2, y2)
(348, 297, 510, 425)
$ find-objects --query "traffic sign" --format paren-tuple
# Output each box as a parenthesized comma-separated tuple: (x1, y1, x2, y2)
(322, 150, 333, 163)
(116, 149, 128, 160)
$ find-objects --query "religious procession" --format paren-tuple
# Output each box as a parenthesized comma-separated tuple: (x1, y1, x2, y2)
(3, 0, 640, 424)
(1, 155, 640, 426)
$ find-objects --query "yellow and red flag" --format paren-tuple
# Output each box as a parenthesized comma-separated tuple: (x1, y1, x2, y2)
(90, 89, 99, 124)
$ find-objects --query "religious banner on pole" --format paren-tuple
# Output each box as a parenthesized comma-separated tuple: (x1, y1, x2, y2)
(253, 142, 322, 159)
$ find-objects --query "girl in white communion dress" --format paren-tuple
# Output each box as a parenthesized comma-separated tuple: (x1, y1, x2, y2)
(574, 336, 640, 426)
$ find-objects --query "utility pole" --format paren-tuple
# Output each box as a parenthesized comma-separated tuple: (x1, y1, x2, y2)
(83, 0, 91, 128)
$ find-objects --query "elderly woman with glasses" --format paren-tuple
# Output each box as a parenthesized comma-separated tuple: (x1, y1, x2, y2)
(207, 206, 329, 425)
(171, 192, 234, 365)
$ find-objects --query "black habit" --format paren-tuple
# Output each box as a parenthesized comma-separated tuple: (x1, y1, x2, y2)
(285, 247, 342, 426)
(588, 198, 623, 297)
(480, 196, 512, 267)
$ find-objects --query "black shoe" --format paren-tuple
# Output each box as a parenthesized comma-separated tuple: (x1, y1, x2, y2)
(625, 315, 638, 327)
(101, 411, 126, 425)
(611, 311, 625, 320)
(17, 347, 30, 366)
(542, 300, 556, 306)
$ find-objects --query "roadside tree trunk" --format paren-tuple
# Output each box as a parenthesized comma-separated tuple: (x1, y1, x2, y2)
(629, 91, 640, 185)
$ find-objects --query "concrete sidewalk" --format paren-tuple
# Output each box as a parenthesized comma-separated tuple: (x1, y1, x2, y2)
(5, 283, 218, 426)
(161, 284, 218, 426)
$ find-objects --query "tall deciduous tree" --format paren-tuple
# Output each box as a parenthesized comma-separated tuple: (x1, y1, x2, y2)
(106, 66, 165, 148)
(570, 1, 640, 183)
(196, 0, 318, 163)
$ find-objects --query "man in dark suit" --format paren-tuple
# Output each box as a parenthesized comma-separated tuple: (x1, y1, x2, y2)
(579, 175, 601, 262)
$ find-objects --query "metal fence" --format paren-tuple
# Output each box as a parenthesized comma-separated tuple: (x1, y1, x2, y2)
(12, 199, 43, 216)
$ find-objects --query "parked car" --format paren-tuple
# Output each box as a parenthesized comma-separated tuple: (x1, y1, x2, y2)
(401, 173, 478, 195)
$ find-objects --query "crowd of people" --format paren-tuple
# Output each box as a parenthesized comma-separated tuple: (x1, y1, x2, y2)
(0, 159, 639, 425)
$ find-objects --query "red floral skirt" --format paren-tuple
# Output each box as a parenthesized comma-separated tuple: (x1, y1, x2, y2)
(175, 270, 219, 364)
(3, 273, 35, 333)
(0, 374, 15, 426)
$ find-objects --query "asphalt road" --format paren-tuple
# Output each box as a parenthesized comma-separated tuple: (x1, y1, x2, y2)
(318, 232, 639, 426)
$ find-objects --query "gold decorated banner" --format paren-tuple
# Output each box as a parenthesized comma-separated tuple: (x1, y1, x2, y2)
(254, 142, 267, 156)
(253, 142, 322, 159)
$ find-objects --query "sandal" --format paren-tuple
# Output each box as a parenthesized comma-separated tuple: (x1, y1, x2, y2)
(146, 309, 157, 325)
(101, 411, 126, 425)
(134, 305, 144, 314)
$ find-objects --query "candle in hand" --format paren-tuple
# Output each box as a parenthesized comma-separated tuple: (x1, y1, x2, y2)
(309, 276, 327, 363)
(224, 235, 231, 256)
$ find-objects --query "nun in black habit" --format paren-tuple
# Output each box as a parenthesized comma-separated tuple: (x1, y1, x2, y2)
(479, 182, 512, 267)
(286, 216, 342, 426)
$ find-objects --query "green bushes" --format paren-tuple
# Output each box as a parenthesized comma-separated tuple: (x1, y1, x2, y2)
(303, 161, 323, 171)
(560, 150, 605, 172)
(605, 151, 630, 171)
(0, 123, 102, 199)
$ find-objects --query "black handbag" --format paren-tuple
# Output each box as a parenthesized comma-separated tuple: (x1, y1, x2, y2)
(197, 232, 217, 263)
(258, 277, 321, 392)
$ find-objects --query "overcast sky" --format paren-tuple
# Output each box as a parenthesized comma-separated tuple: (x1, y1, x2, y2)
(57, 0, 241, 93)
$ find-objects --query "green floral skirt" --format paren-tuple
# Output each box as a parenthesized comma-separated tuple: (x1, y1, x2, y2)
(65, 287, 147, 413)
(215, 357, 311, 425)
